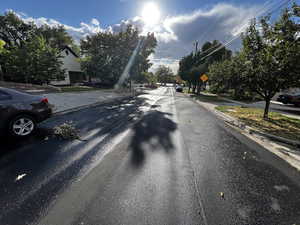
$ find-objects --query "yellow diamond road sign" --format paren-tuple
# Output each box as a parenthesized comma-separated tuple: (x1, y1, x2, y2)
(200, 74, 208, 82)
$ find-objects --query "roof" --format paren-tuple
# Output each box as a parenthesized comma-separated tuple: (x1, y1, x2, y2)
(60, 45, 79, 58)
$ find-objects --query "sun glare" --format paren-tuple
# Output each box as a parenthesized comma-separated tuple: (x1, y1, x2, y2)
(141, 2, 161, 26)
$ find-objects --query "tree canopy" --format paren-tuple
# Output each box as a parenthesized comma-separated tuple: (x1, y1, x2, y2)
(208, 3, 300, 118)
(80, 25, 157, 87)
(155, 65, 175, 84)
(0, 11, 74, 84)
(178, 40, 232, 93)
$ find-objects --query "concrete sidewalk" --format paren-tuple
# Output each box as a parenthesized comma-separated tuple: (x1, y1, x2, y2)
(45, 90, 131, 113)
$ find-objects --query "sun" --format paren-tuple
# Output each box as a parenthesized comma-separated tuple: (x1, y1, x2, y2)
(141, 2, 161, 26)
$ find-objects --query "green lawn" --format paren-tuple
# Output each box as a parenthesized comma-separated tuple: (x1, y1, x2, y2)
(216, 105, 300, 141)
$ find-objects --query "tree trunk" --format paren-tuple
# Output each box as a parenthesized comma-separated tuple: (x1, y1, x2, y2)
(196, 81, 201, 95)
(0, 65, 3, 81)
(188, 82, 191, 93)
(263, 98, 271, 119)
(192, 83, 196, 94)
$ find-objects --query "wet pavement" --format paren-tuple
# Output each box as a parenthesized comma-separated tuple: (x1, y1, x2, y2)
(0, 87, 300, 225)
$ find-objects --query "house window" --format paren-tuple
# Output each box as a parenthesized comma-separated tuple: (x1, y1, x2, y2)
(65, 50, 69, 55)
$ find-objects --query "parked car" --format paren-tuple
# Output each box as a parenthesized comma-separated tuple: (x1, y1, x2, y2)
(175, 84, 183, 92)
(277, 93, 300, 106)
(0, 87, 52, 137)
(277, 94, 293, 104)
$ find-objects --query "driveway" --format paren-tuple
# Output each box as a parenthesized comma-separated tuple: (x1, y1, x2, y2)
(45, 90, 130, 112)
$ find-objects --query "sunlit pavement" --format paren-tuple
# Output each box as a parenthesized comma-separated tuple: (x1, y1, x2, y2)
(0, 87, 300, 225)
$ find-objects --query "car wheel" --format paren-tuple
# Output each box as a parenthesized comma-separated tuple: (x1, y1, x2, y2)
(9, 115, 36, 137)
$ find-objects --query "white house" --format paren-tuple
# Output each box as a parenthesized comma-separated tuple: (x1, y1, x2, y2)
(51, 46, 85, 86)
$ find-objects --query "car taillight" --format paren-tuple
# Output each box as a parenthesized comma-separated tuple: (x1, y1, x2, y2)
(41, 98, 49, 104)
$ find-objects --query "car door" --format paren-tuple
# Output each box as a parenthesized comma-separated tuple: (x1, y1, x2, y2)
(0, 90, 13, 131)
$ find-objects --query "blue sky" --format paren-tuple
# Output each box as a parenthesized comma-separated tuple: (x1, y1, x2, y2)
(1, 0, 297, 72)
(1, 0, 266, 27)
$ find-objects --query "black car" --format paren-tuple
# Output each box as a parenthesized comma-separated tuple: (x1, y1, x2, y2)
(0, 87, 52, 137)
(277, 93, 300, 106)
(175, 84, 183, 92)
(277, 94, 293, 104)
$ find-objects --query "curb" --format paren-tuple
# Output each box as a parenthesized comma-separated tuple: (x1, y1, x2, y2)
(53, 95, 133, 117)
(248, 129, 300, 148)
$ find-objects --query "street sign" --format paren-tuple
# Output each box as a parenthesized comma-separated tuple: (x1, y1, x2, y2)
(200, 74, 208, 82)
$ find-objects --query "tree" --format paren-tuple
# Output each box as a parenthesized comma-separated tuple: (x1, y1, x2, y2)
(36, 24, 74, 49)
(0, 11, 73, 84)
(178, 53, 194, 92)
(178, 40, 232, 93)
(155, 65, 174, 85)
(0, 39, 6, 80)
(207, 4, 300, 119)
(209, 53, 250, 99)
(3, 36, 65, 84)
(242, 4, 300, 119)
(81, 26, 157, 87)
(0, 12, 35, 48)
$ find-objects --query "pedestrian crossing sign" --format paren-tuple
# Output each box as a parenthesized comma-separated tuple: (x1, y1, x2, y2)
(200, 74, 208, 82)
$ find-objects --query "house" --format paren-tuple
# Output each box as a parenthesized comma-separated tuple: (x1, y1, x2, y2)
(51, 46, 86, 86)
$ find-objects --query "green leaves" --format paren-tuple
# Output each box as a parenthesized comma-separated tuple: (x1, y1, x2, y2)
(0, 11, 72, 84)
(208, 3, 300, 118)
(80, 26, 157, 86)
(3, 35, 65, 83)
(178, 40, 232, 92)
(155, 65, 174, 84)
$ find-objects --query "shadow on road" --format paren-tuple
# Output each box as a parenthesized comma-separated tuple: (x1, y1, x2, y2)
(0, 127, 52, 159)
(0, 97, 153, 225)
(129, 111, 177, 167)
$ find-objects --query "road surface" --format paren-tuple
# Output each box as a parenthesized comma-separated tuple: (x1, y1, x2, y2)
(1, 87, 300, 225)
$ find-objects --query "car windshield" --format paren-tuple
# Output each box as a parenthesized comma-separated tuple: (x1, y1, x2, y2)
(1, 1, 300, 225)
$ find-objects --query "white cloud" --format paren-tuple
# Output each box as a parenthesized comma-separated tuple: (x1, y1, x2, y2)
(14, 12, 104, 43)
(91, 18, 100, 26)
(143, 3, 264, 73)
(10, 2, 267, 73)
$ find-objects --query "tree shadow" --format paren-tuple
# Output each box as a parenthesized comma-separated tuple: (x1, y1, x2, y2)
(129, 111, 177, 168)
(0, 96, 152, 225)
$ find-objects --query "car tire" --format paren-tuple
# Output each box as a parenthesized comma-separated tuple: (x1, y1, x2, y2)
(8, 114, 36, 137)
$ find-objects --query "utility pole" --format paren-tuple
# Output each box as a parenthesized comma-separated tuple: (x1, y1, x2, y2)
(193, 41, 198, 55)
(194, 41, 199, 54)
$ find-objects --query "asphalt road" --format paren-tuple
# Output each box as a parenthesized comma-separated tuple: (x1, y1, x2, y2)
(1, 87, 300, 225)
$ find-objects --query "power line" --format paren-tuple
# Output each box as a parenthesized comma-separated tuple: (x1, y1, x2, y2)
(194, 0, 276, 56)
(194, 0, 291, 59)
(197, 0, 292, 62)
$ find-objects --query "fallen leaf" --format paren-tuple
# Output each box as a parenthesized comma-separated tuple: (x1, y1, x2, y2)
(15, 174, 27, 181)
